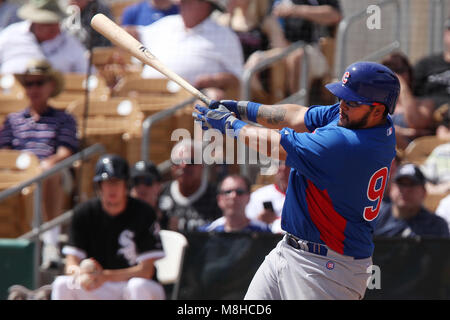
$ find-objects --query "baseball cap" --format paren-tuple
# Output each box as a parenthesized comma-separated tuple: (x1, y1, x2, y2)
(18, 0, 67, 24)
(14, 59, 64, 97)
(393, 163, 426, 185)
(130, 160, 161, 186)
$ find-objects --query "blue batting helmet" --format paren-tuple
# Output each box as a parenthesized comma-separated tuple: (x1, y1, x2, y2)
(325, 61, 400, 114)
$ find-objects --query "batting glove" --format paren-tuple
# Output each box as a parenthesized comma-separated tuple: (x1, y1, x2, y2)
(193, 105, 247, 137)
(209, 100, 261, 123)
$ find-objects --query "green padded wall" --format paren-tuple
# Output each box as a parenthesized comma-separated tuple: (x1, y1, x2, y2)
(0, 239, 35, 300)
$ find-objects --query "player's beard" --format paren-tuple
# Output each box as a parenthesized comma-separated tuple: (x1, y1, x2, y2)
(338, 108, 373, 129)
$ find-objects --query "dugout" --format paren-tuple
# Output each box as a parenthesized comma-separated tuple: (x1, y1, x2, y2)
(176, 233, 450, 300)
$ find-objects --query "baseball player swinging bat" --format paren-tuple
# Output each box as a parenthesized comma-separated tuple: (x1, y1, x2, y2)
(90, 13, 212, 106)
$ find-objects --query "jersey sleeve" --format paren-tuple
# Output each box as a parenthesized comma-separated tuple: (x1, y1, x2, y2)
(279, 125, 348, 189)
(134, 203, 165, 263)
(121, 4, 137, 26)
(304, 104, 340, 132)
(62, 202, 91, 259)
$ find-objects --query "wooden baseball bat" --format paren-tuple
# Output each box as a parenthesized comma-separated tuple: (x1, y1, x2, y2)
(90, 13, 212, 106)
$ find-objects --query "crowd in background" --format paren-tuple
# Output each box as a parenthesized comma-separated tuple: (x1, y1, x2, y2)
(0, 0, 449, 299)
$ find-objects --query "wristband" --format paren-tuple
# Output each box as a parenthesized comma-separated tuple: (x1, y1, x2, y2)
(246, 101, 261, 123)
(226, 117, 247, 138)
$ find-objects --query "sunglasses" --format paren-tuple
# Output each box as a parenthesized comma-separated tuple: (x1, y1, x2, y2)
(339, 99, 383, 108)
(23, 79, 49, 88)
(219, 188, 248, 196)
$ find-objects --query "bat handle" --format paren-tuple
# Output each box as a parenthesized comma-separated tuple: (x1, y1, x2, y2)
(199, 94, 212, 107)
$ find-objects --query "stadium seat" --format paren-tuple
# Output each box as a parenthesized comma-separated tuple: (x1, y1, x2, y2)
(403, 136, 450, 165)
(154, 230, 188, 300)
(112, 75, 186, 98)
(0, 151, 42, 238)
(61, 73, 110, 100)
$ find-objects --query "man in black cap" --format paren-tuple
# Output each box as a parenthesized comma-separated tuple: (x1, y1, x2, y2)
(130, 160, 162, 212)
(52, 154, 166, 300)
(374, 163, 449, 238)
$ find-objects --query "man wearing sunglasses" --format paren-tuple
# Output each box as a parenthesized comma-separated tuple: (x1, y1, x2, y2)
(0, 58, 78, 269)
(130, 160, 165, 224)
(130, 160, 162, 210)
(198, 174, 271, 233)
(193, 61, 400, 299)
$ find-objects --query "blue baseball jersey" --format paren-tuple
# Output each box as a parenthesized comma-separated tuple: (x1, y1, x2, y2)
(279, 103, 396, 259)
(121, 1, 179, 26)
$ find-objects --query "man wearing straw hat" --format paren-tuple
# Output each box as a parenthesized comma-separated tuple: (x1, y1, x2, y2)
(0, 0, 89, 74)
(0, 59, 79, 268)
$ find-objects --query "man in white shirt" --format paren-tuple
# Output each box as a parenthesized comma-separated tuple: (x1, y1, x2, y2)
(245, 162, 291, 233)
(136, 0, 243, 100)
(0, 0, 89, 74)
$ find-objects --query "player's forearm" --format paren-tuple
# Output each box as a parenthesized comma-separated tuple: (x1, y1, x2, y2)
(291, 5, 342, 25)
(237, 125, 287, 161)
(102, 260, 155, 282)
(256, 104, 309, 132)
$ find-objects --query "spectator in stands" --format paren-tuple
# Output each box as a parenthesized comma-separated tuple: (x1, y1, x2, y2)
(199, 174, 272, 232)
(130, 160, 164, 222)
(271, 0, 342, 95)
(64, 0, 113, 48)
(436, 193, 450, 233)
(381, 52, 435, 150)
(374, 163, 449, 238)
(158, 139, 221, 232)
(434, 103, 450, 140)
(51, 154, 165, 300)
(214, 0, 288, 102)
(136, 0, 244, 100)
(0, 59, 79, 268)
(421, 142, 450, 194)
(0, 0, 89, 74)
(413, 18, 450, 113)
(245, 161, 290, 233)
(0, 0, 21, 31)
(121, 0, 179, 26)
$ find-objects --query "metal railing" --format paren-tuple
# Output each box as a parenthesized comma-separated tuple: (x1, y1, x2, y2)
(241, 40, 309, 106)
(141, 97, 197, 162)
(429, 0, 447, 55)
(0, 143, 106, 288)
(334, 0, 405, 78)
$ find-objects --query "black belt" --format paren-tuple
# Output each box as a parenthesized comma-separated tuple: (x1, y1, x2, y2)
(286, 233, 328, 257)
